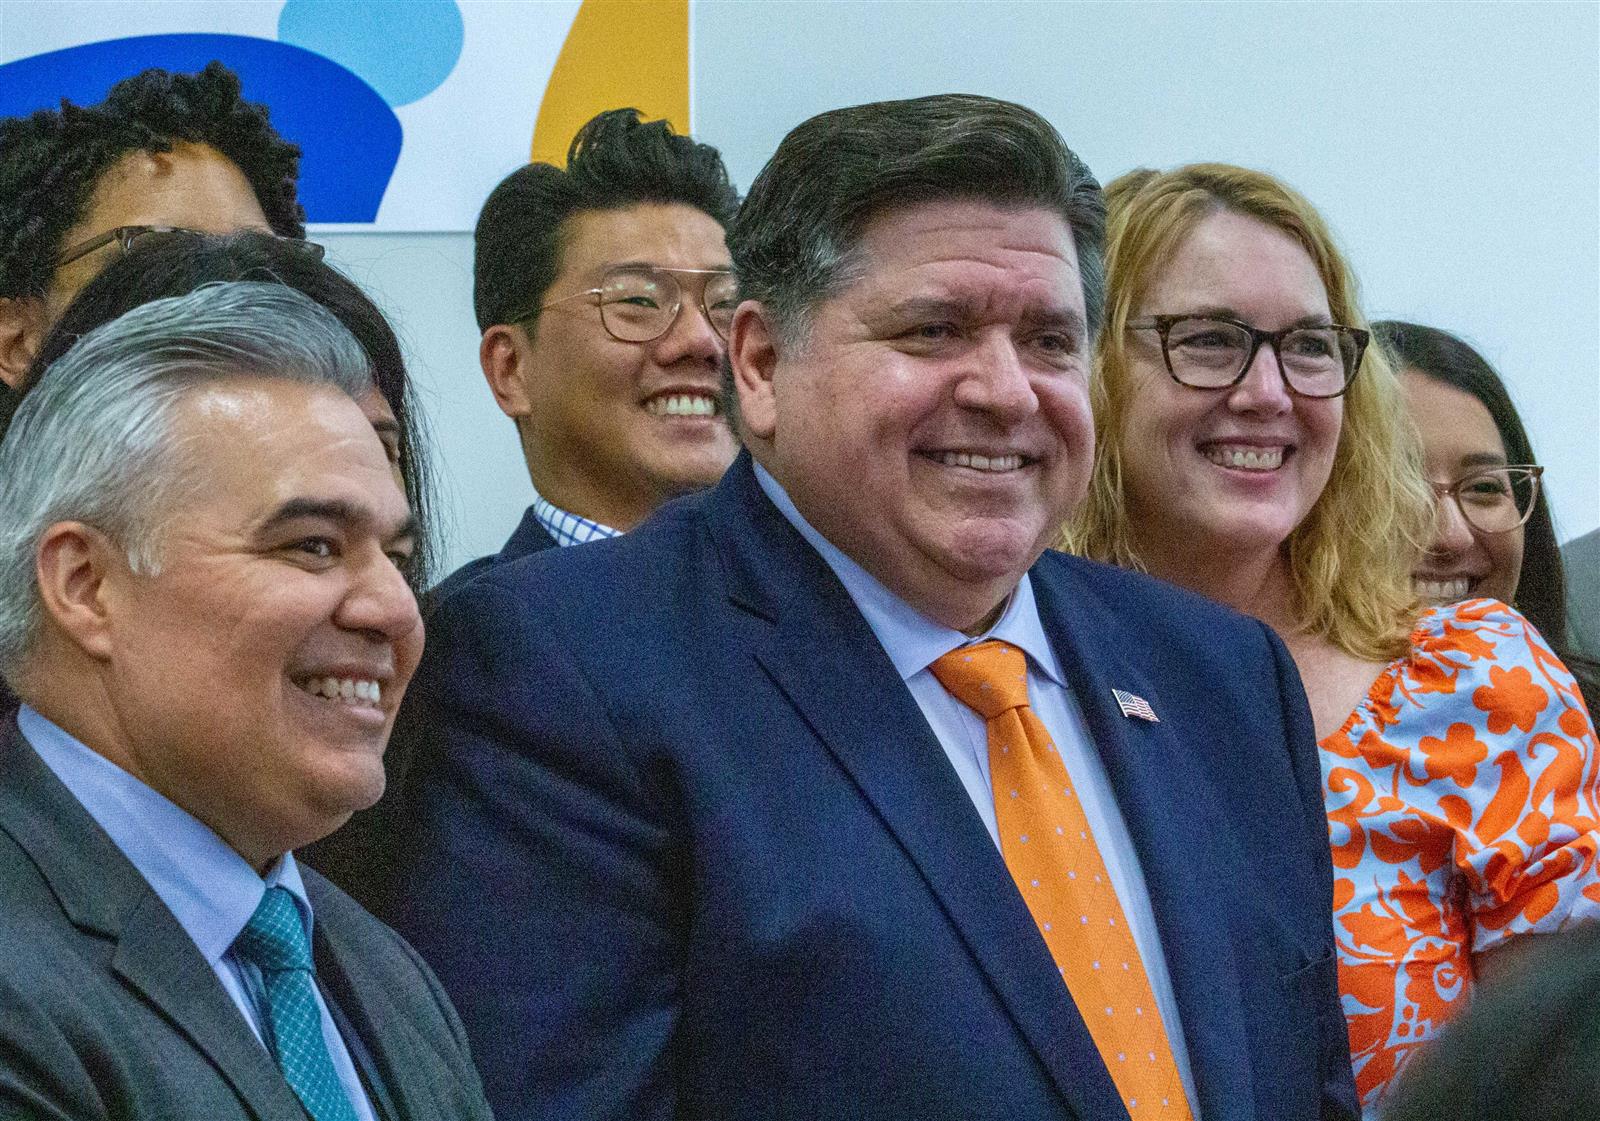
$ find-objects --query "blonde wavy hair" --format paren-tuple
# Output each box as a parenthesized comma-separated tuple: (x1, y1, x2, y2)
(1060, 164, 1433, 661)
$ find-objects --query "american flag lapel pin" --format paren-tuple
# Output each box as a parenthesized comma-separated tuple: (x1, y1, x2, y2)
(1112, 688, 1159, 723)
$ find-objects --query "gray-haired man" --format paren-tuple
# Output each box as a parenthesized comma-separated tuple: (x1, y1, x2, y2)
(0, 283, 491, 1120)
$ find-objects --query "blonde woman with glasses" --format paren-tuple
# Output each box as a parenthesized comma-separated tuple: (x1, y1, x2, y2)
(1064, 163, 1600, 1116)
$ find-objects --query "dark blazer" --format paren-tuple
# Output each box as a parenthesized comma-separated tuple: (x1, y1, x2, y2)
(389, 453, 1358, 1121)
(428, 504, 559, 607)
(301, 503, 557, 907)
(0, 721, 494, 1121)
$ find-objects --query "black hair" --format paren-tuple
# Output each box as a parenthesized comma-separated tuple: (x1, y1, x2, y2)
(730, 93, 1104, 340)
(1375, 319, 1600, 722)
(0, 61, 304, 300)
(17, 231, 434, 588)
(472, 107, 738, 331)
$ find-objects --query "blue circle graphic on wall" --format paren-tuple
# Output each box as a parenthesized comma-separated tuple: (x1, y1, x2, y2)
(0, 34, 402, 224)
(278, 0, 464, 109)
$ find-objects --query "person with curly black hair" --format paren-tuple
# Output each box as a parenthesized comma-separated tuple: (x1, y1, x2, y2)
(0, 60, 303, 389)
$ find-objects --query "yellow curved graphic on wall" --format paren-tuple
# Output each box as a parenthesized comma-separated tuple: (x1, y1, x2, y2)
(530, 0, 690, 166)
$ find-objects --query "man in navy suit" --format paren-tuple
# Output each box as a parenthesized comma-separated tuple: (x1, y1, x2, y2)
(391, 95, 1358, 1120)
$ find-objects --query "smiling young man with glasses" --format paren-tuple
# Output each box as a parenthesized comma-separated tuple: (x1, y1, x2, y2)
(0, 62, 302, 392)
(466, 108, 741, 565)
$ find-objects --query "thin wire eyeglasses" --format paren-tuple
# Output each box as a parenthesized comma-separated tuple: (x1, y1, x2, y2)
(1430, 465, 1543, 534)
(53, 226, 325, 270)
(534, 266, 737, 343)
(1128, 314, 1369, 399)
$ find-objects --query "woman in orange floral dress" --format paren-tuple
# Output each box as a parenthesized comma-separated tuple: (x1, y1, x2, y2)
(1063, 164, 1600, 1116)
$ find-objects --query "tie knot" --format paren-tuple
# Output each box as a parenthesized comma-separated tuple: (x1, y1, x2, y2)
(234, 886, 313, 974)
(930, 640, 1031, 719)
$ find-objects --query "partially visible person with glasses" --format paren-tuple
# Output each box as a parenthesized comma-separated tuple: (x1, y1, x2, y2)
(0, 60, 303, 726)
(0, 62, 300, 396)
(1377, 318, 1600, 729)
(1061, 163, 1600, 1117)
(458, 106, 740, 585)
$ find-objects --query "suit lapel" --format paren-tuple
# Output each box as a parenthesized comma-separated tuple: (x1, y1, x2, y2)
(0, 722, 308, 1121)
(310, 902, 445, 1120)
(498, 505, 558, 561)
(1032, 566, 1256, 1121)
(709, 460, 1127, 1120)
(112, 895, 311, 1120)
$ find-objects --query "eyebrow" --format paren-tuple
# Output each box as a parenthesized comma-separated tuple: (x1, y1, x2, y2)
(1180, 306, 1335, 329)
(880, 297, 1088, 334)
(1459, 451, 1511, 468)
(604, 259, 733, 274)
(257, 498, 417, 544)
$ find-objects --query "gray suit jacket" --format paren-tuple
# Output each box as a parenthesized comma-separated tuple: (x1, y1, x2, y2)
(0, 720, 494, 1121)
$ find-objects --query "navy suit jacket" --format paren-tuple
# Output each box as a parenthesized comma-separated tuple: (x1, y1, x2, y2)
(301, 503, 557, 907)
(0, 721, 493, 1120)
(426, 504, 559, 608)
(389, 454, 1358, 1121)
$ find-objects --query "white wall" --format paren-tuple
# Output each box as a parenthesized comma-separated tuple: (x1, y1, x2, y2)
(318, 231, 518, 575)
(327, 0, 1600, 576)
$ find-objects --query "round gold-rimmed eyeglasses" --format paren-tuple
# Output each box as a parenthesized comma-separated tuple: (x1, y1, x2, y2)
(1128, 314, 1368, 399)
(1431, 465, 1543, 534)
(534, 265, 738, 343)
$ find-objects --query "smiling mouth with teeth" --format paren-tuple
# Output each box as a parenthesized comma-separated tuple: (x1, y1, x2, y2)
(296, 676, 383, 708)
(1413, 576, 1474, 603)
(645, 393, 720, 418)
(1203, 445, 1286, 471)
(935, 451, 1026, 472)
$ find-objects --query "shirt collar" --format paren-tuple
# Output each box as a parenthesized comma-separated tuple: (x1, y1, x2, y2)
(528, 485, 623, 547)
(752, 461, 1063, 685)
(18, 706, 315, 965)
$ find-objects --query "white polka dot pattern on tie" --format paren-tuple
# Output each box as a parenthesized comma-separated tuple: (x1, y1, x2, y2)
(929, 640, 1192, 1120)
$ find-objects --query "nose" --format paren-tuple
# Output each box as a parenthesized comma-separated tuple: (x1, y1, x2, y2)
(651, 297, 724, 368)
(339, 547, 423, 645)
(1227, 340, 1293, 416)
(1428, 489, 1477, 557)
(953, 333, 1039, 422)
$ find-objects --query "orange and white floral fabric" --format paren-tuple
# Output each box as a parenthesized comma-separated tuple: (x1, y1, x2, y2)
(1320, 598, 1600, 1114)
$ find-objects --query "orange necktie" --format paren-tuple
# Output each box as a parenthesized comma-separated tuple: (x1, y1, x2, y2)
(930, 640, 1192, 1120)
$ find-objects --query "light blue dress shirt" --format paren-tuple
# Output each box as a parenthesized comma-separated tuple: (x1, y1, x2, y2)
(754, 464, 1197, 1108)
(19, 706, 378, 1121)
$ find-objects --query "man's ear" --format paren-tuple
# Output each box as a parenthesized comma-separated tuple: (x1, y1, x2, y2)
(728, 301, 782, 442)
(479, 324, 535, 419)
(0, 295, 48, 389)
(34, 522, 124, 662)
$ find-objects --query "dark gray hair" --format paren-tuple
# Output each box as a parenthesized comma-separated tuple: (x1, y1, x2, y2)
(722, 94, 1106, 428)
(0, 281, 372, 679)
(734, 94, 1105, 335)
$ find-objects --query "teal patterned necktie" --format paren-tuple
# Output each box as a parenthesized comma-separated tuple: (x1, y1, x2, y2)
(233, 887, 360, 1121)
